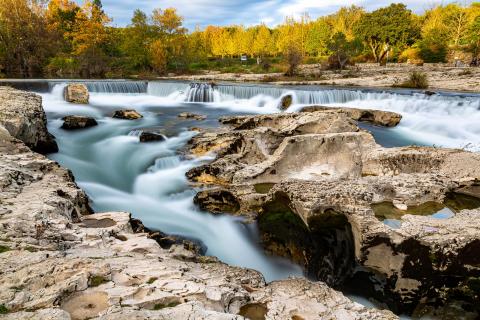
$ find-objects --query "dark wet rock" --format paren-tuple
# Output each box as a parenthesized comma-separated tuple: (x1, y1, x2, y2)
(186, 108, 480, 316)
(139, 131, 166, 143)
(0, 87, 58, 154)
(279, 94, 293, 110)
(61, 115, 98, 130)
(194, 188, 241, 214)
(424, 90, 436, 96)
(64, 83, 89, 104)
(112, 109, 143, 120)
(178, 112, 207, 120)
(300, 105, 402, 127)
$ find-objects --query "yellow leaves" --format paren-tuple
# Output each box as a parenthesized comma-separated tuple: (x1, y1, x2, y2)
(149, 39, 167, 74)
(69, 0, 111, 56)
(152, 8, 185, 35)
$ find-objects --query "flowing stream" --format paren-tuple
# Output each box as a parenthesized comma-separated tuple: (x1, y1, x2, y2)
(34, 80, 480, 312)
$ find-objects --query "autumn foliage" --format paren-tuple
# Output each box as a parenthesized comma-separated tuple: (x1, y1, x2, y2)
(0, 1, 479, 78)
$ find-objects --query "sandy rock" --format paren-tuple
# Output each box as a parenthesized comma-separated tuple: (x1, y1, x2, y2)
(112, 109, 143, 120)
(64, 83, 89, 104)
(0, 87, 58, 153)
(61, 115, 98, 130)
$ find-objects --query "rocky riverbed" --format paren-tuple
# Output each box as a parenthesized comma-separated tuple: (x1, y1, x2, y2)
(0, 87, 397, 319)
(186, 106, 480, 317)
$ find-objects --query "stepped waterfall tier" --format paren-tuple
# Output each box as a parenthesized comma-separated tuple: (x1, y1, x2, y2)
(0, 80, 480, 319)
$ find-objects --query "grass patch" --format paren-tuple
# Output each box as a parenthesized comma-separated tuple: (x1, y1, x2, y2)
(394, 71, 429, 89)
(24, 246, 38, 253)
(89, 276, 108, 287)
(153, 302, 180, 310)
(0, 305, 8, 314)
(0, 245, 10, 254)
(146, 277, 158, 284)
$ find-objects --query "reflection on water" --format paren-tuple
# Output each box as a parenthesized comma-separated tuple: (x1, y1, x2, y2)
(372, 192, 480, 229)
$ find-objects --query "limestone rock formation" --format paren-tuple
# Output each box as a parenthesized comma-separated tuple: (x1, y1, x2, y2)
(0, 87, 58, 153)
(300, 105, 402, 127)
(186, 109, 480, 316)
(112, 109, 143, 120)
(0, 87, 396, 319)
(64, 83, 89, 104)
(62, 115, 98, 130)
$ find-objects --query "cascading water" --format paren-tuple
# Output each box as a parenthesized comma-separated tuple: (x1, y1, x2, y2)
(185, 82, 219, 102)
(41, 84, 304, 282)
(38, 81, 480, 287)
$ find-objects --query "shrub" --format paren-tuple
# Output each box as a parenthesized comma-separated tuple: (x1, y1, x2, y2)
(394, 71, 429, 89)
(399, 47, 421, 63)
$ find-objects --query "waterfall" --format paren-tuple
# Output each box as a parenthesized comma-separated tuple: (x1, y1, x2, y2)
(185, 83, 219, 102)
(48, 80, 148, 94)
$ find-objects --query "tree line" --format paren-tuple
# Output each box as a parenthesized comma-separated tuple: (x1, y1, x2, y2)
(1, 0, 479, 78)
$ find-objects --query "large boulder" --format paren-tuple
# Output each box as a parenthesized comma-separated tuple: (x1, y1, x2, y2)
(279, 94, 293, 110)
(64, 83, 89, 104)
(112, 109, 143, 120)
(61, 115, 98, 130)
(0, 87, 58, 153)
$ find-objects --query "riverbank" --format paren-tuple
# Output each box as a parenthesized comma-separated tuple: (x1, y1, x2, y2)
(158, 63, 480, 93)
(0, 87, 397, 319)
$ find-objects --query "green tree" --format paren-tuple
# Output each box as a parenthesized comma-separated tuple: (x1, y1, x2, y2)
(305, 18, 331, 57)
(354, 3, 420, 64)
(121, 9, 154, 71)
(327, 32, 362, 69)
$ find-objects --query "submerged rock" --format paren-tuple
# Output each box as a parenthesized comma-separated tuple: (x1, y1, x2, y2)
(186, 108, 480, 316)
(178, 112, 207, 120)
(0, 87, 58, 153)
(64, 83, 89, 104)
(61, 115, 98, 130)
(112, 109, 143, 120)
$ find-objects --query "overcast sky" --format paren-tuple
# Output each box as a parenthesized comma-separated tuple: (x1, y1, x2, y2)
(98, 0, 473, 29)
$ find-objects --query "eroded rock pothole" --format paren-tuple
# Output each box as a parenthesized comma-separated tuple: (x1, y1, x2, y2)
(61, 291, 108, 320)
